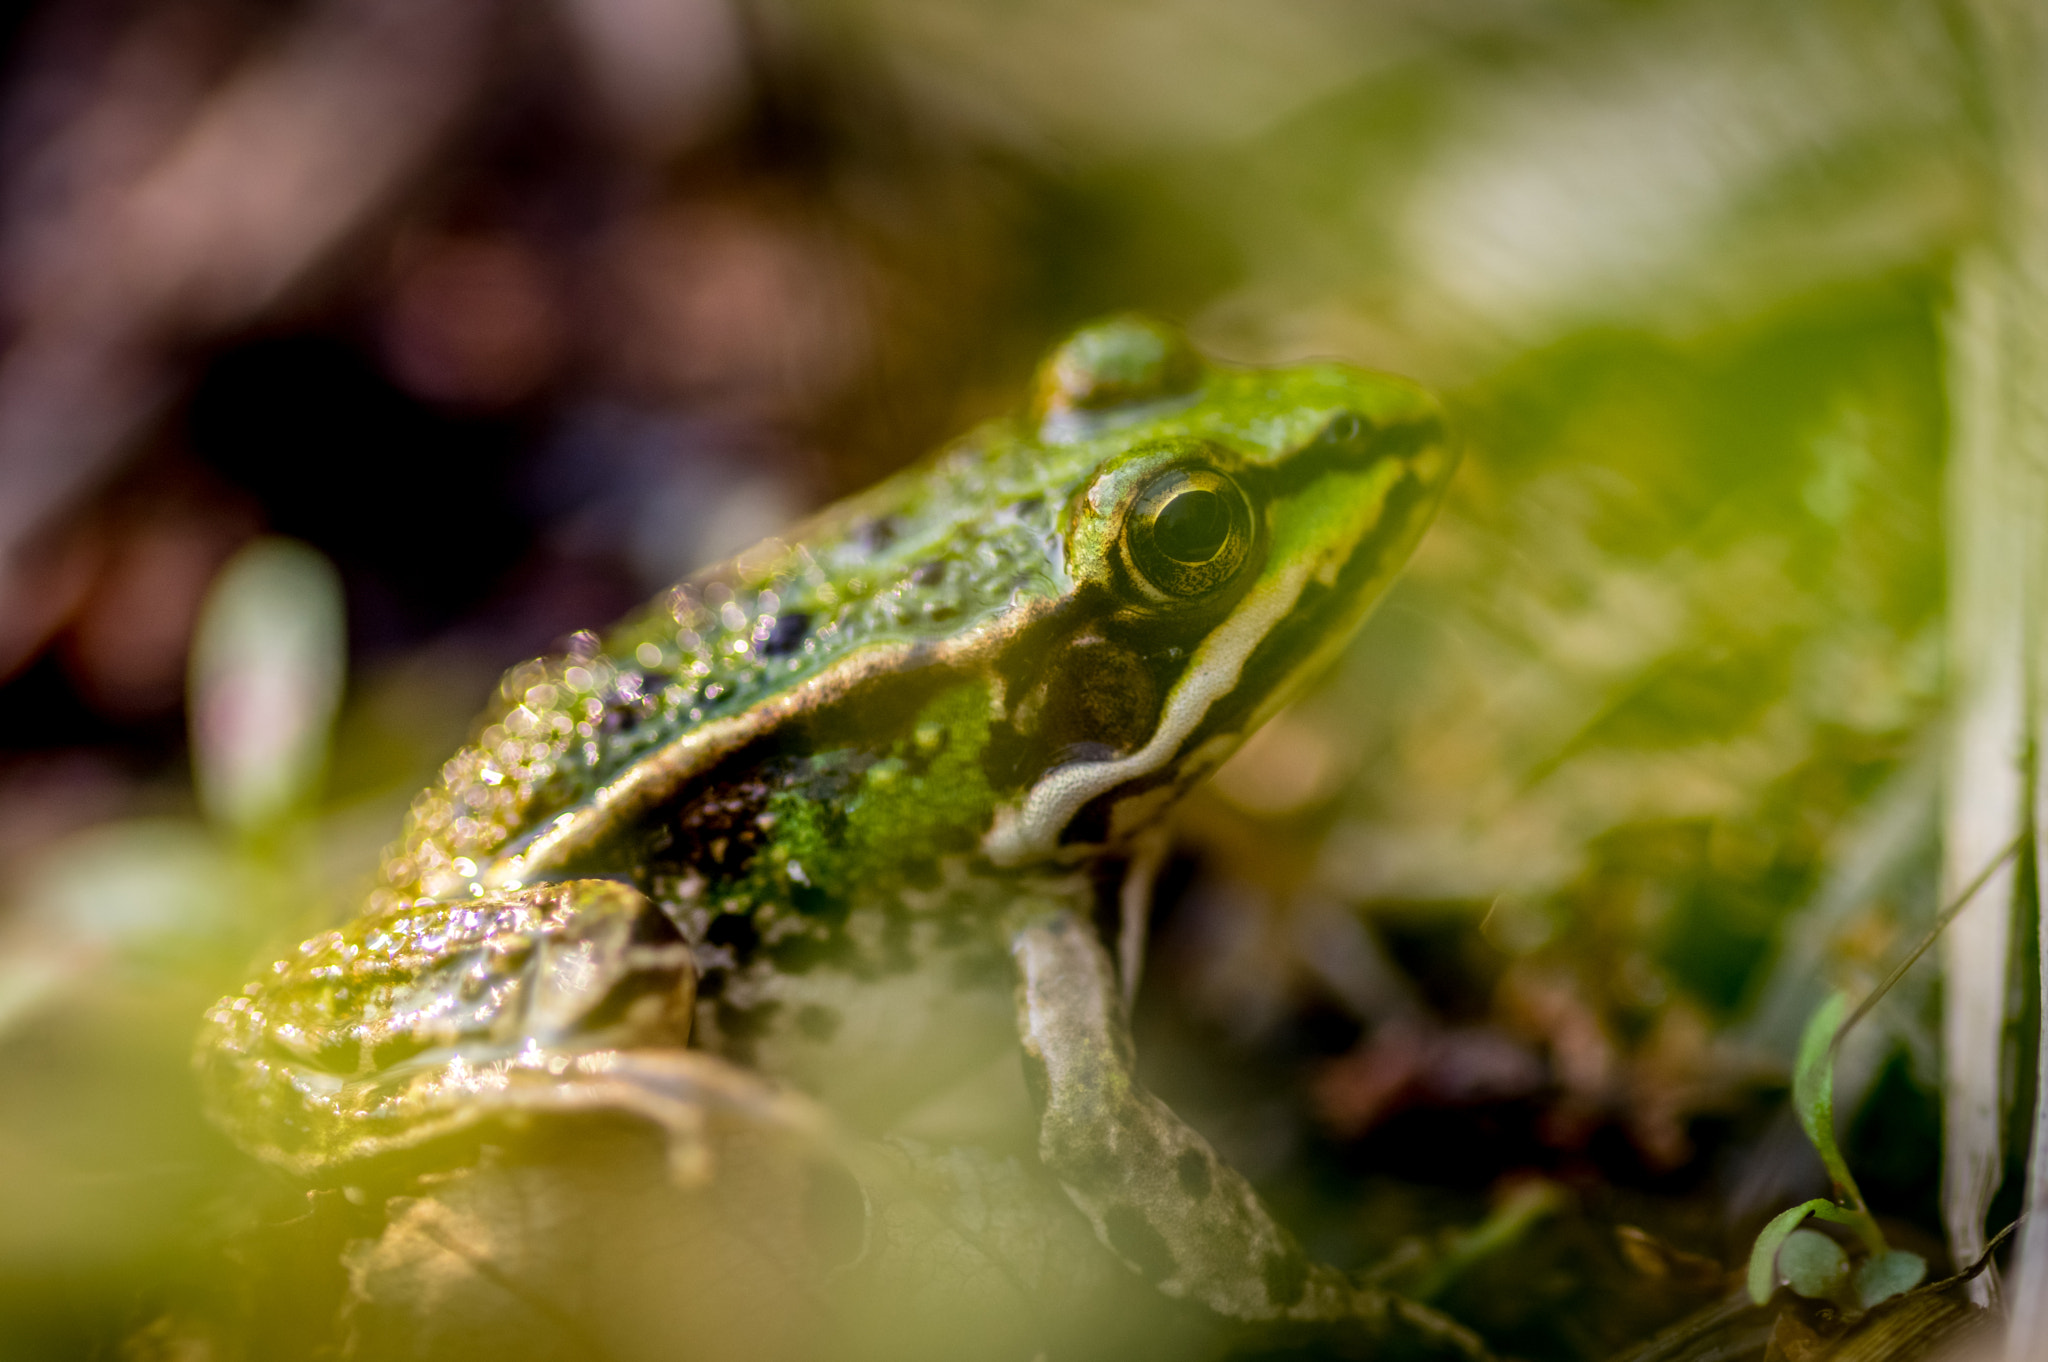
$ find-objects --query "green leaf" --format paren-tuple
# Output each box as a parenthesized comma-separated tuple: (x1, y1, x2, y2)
(1748, 1200, 1835, 1304)
(1852, 1249, 1927, 1308)
(1790, 993, 1888, 1253)
(1780, 1229, 1849, 1299)
(1793, 994, 1853, 1191)
(188, 537, 346, 837)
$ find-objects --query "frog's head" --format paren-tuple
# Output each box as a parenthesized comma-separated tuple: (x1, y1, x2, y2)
(982, 315, 1455, 864)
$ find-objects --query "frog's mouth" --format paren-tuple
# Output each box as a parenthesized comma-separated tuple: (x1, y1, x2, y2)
(982, 414, 1453, 866)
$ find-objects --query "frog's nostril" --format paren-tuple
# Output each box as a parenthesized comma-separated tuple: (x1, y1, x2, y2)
(1314, 411, 1368, 452)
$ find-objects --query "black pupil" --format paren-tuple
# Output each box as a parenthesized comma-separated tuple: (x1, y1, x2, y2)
(1152, 488, 1230, 563)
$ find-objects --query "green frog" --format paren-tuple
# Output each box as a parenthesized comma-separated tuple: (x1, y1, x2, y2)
(199, 316, 1464, 1344)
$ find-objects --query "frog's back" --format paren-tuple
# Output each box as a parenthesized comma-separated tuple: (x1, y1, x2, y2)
(381, 418, 1065, 908)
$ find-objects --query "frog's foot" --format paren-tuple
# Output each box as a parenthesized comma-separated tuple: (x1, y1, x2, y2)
(201, 879, 833, 1181)
(1011, 912, 1490, 1358)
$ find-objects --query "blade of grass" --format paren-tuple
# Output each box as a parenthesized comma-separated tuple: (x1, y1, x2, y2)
(1956, 5, 2048, 1344)
(1941, 245, 2030, 1315)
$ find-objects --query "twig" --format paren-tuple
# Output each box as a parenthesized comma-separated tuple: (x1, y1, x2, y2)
(1907, 1216, 2021, 1299)
(1830, 835, 2023, 1057)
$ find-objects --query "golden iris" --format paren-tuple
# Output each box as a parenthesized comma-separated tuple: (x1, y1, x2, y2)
(1124, 467, 1252, 597)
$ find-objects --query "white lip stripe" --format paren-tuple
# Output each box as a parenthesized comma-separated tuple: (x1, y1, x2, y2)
(984, 554, 1314, 866)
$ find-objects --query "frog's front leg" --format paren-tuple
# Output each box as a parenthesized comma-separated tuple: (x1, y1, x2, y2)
(1010, 909, 1487, 1356)
(200, 880, 826, 1178)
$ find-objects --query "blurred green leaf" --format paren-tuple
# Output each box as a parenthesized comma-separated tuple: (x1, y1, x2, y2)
(188, 537, 346, 838)
(0, 820, 252, 1036)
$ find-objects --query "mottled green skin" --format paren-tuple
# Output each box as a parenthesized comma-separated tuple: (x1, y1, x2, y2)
(198, 317, 1461, 1334)
(357, 344, 1443, 909)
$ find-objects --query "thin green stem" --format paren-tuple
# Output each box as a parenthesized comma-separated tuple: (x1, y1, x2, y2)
(1831, 835, 2023, 1057)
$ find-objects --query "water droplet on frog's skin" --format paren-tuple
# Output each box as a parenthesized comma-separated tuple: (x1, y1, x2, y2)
(761, 612, 811, 656)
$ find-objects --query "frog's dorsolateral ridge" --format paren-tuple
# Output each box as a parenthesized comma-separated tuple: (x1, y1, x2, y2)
(198, 316, 1468, 1344)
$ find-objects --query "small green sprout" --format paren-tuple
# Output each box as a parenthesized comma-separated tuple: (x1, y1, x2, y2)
(1745, 992, 1925, 1310)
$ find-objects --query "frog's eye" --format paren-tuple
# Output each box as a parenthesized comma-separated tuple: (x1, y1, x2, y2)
(1123, 466, 1253, 598)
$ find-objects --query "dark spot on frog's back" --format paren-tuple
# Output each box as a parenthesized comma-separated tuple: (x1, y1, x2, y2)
(761, 612, 810, 656)
(909, 560, 946, 587)
(1102, 1205, 1176, 1283)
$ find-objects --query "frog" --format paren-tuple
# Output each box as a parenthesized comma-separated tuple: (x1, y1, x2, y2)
(197, 315, 1469, 1349)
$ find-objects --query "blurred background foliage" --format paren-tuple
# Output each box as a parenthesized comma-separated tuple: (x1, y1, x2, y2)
(0, 0, 1992, 1356)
